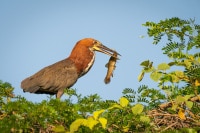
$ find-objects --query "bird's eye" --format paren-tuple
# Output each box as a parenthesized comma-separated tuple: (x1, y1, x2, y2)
(93, 40, 97, 44)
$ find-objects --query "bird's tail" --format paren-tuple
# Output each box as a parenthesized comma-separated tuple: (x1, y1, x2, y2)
(21, 77, 40, 93)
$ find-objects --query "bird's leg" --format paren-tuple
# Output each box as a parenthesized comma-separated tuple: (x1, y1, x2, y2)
(56, 89, 64, 99)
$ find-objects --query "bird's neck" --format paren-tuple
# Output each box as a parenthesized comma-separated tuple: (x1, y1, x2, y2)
(69, 50, 95, 77)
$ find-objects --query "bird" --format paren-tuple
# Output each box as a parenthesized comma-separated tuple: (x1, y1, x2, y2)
(21, 38, 120, 98)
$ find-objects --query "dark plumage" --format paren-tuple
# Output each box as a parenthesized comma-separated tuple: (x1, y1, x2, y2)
(21, 59, 78, 98)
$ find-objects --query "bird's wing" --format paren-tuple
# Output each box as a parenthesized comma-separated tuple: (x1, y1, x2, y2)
(21, 59, 78, 94)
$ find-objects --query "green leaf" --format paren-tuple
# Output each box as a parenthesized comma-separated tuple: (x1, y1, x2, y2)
(175, 71, 185, 78)
(132, 104, 144, 115)
(93, 109, 105, 120)
(150, 71, 162, 82)
(157, 63, 170, 70)
(168, 62, 176, 66)
(171, 104, 178, 111)
(98, 117, 107, 129)
(171, 74, 179, 83)
(122, 125, 130, 132)
(176, 95, 185, 104)
(143, 66, 154, 73)
(52, 125, 66, 133)
(70, 119, 87, 133)
(138, 72, 145, 82)
(85, 117, 99, 130)
(195, 78, 200, 87)
(140, 116, 150, 123)
(119, 97, 129, 107)
(140, 60, 150, 67)
(108, 104, 123, 110)
(184, 59, 192, 68)
(186, 101, 193, 109)
(184, 94, 194, 101)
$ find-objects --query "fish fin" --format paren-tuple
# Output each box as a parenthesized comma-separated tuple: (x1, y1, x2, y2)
(105, 63, 108, 68)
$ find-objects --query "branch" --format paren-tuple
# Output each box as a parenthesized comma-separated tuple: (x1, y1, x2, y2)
(158, 95, 200, 110)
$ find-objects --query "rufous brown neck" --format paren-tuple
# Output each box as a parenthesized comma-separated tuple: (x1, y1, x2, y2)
(69, 44, 95, 77)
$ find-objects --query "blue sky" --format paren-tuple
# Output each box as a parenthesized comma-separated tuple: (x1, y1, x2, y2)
(0, 0, 199, 102)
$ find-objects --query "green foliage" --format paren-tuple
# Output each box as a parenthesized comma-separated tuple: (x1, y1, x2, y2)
(139, 17, 200, 131)
(0, 80, 14, 104)
(0, 83, 151, 132)
(0, 80, 150, 132)
(66, 97, 151, 133)
(140, 18, 200, 90)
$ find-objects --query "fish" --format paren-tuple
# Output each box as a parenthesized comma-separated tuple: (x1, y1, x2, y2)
(104, 52, 118, 84)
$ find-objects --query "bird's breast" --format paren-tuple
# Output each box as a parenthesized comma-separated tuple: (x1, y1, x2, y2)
(69, 50, 95, 77)
(81, 52, 95, 76)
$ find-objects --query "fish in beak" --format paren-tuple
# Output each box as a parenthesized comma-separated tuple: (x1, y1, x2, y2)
(92, 40, 121, 58)
(104, 51, 118, 84)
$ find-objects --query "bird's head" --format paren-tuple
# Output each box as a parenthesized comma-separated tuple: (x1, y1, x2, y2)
(73, 38, 120, 56)
(69, 38, 120, 76)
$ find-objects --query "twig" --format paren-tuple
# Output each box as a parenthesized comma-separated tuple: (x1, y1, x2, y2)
(190, 95, 200, 102)
(162, 122, 178, 132)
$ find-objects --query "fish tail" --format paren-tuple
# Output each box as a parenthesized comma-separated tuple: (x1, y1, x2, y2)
(104, 77, 111, 84)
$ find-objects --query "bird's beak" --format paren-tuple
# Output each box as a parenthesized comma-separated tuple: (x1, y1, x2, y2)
(93, 41, 121, 57)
